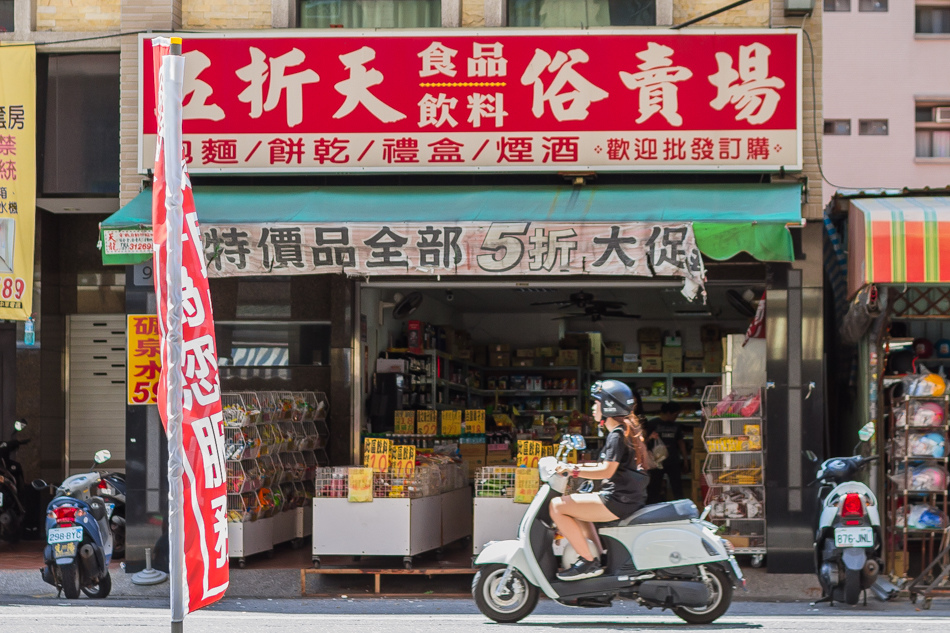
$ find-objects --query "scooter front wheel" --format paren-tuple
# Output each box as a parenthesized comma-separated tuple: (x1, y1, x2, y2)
(472, 564, 539, 623)
(673, 566, 733, 625)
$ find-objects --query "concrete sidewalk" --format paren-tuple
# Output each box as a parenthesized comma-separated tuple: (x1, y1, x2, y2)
(0, 565, 826, 602)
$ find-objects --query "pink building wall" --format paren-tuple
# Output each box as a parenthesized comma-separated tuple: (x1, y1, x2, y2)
(822, 2, 950, 205)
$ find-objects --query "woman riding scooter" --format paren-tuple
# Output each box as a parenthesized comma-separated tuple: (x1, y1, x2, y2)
(549, 379, 649, 581)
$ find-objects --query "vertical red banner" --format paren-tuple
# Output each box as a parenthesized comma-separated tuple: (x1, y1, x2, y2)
(151, 38, 229, 613)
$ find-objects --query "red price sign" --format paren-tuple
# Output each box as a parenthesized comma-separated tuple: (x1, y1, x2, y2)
(363, 437, 392, 473)
(391, 445, 416, 477)
(0, 277, 26, 301)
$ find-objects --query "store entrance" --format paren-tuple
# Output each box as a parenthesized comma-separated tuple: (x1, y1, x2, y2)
(359, 274, 771, 561)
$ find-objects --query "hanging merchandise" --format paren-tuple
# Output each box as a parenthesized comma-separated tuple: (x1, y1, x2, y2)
(913, 338, 935, 359)
(935, 339, 950, 359)
(895, 401, 945, 428)
(890, 464, 949, 492)
(891, 432, 947, 459)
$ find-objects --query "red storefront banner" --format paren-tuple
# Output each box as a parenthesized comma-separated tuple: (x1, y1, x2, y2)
(151, 39, 229, 614)
(138, 30, 801, 173)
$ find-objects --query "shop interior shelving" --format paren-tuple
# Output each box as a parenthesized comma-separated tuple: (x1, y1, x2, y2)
(884, 393, 950, 578)
(700, 384, 767, 564)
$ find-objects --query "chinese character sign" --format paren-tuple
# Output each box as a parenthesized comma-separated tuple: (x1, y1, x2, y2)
(150, 39, 229, 614)
(127, 315, 161, 405)
(201, 221, 706, 298)
(139, 31, 801, 173)
(0, 45, 36, 320)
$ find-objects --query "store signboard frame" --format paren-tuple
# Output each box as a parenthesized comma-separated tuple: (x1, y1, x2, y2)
(137, 29, 803, 174)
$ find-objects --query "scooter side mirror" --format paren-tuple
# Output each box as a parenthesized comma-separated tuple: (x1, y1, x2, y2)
(31, 479, 48, 490)
(13, 419, 26, 432)
(803, 450, 819, 463)
(93, 449, 112, 465)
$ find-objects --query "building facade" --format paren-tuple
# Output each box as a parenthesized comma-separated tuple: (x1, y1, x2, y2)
(822, 0, 950, 203)
(4, 0, 826, 574)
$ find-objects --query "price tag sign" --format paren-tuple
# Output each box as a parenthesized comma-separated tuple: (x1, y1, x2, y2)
(465, 409, 486, 435)
(347, 467, 373, 503)
(517, 440, 542, 468)
(441, 410, 462, 436)
(514, 468, 540, 504)
(541, 445, 556, 458)
(363, 437, 392, 473)
(391, 445, 417, 477)
(394, 411, 416, 435)
(417, 410, 438, 435)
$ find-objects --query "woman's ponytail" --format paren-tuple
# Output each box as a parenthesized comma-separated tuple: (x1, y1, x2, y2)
(621, 412, 649, 471)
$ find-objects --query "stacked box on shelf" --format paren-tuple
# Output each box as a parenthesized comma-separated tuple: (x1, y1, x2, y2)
(701, 384, 767, 555)
(885, 394, 950, 577)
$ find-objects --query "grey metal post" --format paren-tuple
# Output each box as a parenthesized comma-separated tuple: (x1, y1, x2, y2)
(163, 37, 186, 633)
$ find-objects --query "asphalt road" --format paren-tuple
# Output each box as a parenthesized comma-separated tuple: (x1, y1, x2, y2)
(1, 598, 949, 632)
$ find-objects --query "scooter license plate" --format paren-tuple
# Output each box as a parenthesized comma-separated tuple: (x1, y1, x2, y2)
(47, 526, 83, 545)
(834, 526, 874, 548)
(52, 542, 77, 558)
(106, 503, 115, 519)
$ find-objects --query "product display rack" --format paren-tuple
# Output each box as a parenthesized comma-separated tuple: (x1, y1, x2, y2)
(223, 390, 327, 567)
(884, 394, 950, 578)
(700, 384, 767, 563)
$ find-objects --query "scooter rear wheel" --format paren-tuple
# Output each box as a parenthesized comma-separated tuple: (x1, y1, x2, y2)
(673, 566, 733, 625)
(81, 571, 112, 599)
(843, 568, 861, 605)
(60, 563, 81, 600)
(472, 564, 539, 623)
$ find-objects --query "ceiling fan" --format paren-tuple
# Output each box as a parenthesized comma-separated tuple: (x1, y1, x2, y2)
(531, 290, 626, 312)
(552, 304, 641, 322)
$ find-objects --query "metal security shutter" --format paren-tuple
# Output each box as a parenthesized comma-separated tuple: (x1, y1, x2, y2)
(67, 315, 126, 474)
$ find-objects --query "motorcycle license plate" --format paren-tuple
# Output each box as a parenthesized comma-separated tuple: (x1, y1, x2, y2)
(52, 542, 77, 558)
(834, 527, 874, 548)
(47, 526, 83, 545)
(106, 503, 115, 519)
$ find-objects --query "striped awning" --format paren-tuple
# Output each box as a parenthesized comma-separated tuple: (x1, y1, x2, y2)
(848, 196, 950, 298)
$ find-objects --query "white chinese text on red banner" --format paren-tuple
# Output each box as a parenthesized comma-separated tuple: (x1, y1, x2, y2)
(138, 30, 801, 173)
(151, 38, 229, 614)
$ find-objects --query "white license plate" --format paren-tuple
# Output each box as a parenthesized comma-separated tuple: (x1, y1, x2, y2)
(834, 526, 874, 548)
(47, 526, 83, 544)
(106, 503, 115, 519)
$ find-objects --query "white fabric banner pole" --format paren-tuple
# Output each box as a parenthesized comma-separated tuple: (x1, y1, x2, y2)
(163, 38, 187, 633)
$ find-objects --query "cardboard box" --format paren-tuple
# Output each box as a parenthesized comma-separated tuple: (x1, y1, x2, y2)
(704, 352, 723, 373)
(376, 358, 408, 374)
(588, 332, 603, 373)
(490, 343, 511, 353)
(622, 361, 640, 373)
(642, 356, 663, 372)
(515, 348, 535, 358)
(640, 341, 662, 356)
(723, 535, 751, 548)
(473, 345, 488, 366)
(663, 360, 683, 373)
(535, 346, 556, 358)
(464, 457, 486, 478)
(407, 320, 424, 354)
(703, 340, 722, 353)
(638, 328, 662, 343)
(512, 358, 534, 368)
(700, 324, 721, 342)
(662, 346, 684, 362)
(604, 356, 623, 371)
(684, 348, 705, 359)
(684, 359, 705, 373)
(663, 335, 682, 347)
(623, 353, 639, 363)
(556, 349, 579, 366)
(605, 342, 624, 356)
(489, 352, 511, 367)
(486, 452, 514, 466)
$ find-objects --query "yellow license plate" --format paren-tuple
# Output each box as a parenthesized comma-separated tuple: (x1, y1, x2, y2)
(53, 542, 77, 558)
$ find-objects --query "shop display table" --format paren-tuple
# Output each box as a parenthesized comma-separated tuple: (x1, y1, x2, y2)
(472, 497, 529, 555)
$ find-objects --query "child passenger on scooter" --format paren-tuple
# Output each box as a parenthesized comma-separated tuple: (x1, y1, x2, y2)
(550, 380, 649, 581)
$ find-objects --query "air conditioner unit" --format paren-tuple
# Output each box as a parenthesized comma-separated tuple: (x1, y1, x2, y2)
(936, 107, 950, 123)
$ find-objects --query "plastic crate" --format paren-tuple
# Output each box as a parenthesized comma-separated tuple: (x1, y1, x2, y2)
(474, 466, 517, 498)
(224, 425, 262, 461)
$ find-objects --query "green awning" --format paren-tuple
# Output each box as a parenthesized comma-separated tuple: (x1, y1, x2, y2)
(101, 183, 801, 266)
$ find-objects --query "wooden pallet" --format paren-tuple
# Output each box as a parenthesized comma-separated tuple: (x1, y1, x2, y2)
(300, 566, 475, 597)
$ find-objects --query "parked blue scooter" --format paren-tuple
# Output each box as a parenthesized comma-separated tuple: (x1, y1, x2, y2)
(32, 449, 114, 599)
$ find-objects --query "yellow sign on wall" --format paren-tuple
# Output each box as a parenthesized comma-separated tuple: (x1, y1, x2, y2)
(0, 44, 36, 320)
(465, 409, 486, 434)
(517, 440, 542, 468)
(394, 410, 415, 434)
(391, 445, 416, 477)
(127, 314, 161, 405)
(363, 438, 392, 473)
(440, 410, 462, 436)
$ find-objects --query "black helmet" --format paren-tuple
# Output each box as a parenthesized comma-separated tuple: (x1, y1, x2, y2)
(590, 380, 635, 417)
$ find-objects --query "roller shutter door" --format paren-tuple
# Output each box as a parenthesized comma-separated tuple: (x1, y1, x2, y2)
(67, 315, 126, 474)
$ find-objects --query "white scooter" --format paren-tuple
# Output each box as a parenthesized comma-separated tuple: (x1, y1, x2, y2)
(473, 435, 744, 625)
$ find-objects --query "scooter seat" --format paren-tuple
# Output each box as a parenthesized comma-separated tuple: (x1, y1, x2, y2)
(602, 500, 699, 528)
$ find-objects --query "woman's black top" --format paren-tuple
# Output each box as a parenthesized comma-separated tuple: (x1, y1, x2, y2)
(598, 426, 649, 518)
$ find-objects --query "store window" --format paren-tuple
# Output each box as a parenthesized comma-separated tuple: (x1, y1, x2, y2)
(824, 119, 852, 135)
(216, 322, 332, 367)
(297, 0, 440, 27)
(858, 119, 888, 135)
(824, 0, 851, 11)
(916, 103, 950, 158)
(858, 0, 887, 10)
(508, 0, 655, 27)
(916, 6, 950, 34)
(0, 0, 13, 32)
(40, 54, 120, 195)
